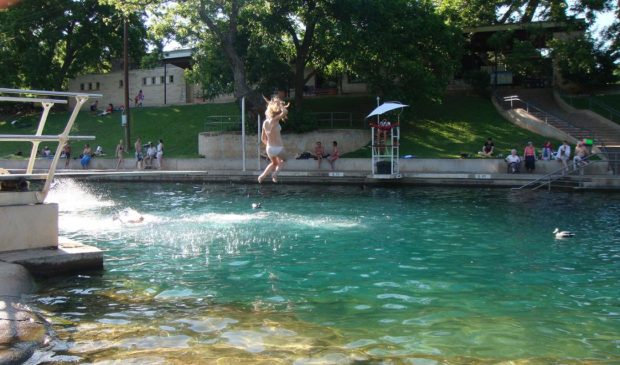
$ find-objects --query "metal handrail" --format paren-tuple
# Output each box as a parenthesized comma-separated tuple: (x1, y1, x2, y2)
(589, 98, 620, 123)
(0, 88, 99, 205)
(501, 94, 599, 142)
(502, 95, 578, 127)
(513, 153, 602, 191)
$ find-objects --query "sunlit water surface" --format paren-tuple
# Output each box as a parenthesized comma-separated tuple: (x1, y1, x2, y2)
(27, 180, 620, 364)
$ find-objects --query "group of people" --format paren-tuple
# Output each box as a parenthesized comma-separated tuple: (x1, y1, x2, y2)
(90, 101, 119, 116)
(503, 140, 590, 174)
(58, 138, 163, 170)
(133, 137, 164, 170)
(88, 89, 144, 116)
(313, 141, 340, 170)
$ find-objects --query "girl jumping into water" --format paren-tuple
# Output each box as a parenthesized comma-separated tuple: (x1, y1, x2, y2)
(258, 96, 289, 183)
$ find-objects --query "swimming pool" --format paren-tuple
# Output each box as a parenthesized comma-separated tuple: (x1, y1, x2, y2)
(31, 180, 620, 364)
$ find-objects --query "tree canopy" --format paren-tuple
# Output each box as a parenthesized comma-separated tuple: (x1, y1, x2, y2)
(0, 0, 147, 91)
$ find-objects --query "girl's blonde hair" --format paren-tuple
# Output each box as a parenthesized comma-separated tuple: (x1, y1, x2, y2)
(264, 95, 289, 120)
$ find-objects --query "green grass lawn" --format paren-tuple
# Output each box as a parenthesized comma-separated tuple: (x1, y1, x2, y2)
(345, 95, 558, 158)
(0, 102, 239, 159)
(1, 94, 559, 159)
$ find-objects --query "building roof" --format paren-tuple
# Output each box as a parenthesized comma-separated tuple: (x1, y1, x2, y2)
(162, 48, 194, 69)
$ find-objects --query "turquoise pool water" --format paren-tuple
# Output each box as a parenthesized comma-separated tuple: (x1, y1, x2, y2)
(32, 180, 620, 364)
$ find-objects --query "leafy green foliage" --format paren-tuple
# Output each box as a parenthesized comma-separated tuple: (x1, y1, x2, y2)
(463, 70, 491, 97)
(332, 0, 463, 103)
(550, 36, 618, 91)
(0, 0, 147, 90)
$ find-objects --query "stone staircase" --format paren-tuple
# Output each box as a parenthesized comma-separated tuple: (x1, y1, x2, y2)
(495, 87, 620, 175)
(496, 88, 620, 146)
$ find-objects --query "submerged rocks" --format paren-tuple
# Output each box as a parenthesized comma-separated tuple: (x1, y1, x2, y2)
(0, 262, 49, 365)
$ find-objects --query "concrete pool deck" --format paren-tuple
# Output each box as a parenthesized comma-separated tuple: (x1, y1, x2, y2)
(28, 156, 617, 190)
(2, 156, 620, 189)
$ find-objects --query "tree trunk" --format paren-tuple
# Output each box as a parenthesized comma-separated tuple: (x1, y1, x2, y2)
(199, 0, 265, 116)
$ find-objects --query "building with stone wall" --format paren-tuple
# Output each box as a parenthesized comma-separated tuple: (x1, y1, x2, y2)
(67, 64, 194, 109)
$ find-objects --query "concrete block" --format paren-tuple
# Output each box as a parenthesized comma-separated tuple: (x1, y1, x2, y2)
(0, 238, 102, 277)
(0, 204, 58, 252)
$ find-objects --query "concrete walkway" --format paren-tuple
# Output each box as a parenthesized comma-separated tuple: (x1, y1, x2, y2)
(3, 156, 619, 189)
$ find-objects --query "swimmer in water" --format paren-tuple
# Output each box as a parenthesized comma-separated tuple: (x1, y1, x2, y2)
(113, 208, 144, 224)
(258, 96, 289, 183)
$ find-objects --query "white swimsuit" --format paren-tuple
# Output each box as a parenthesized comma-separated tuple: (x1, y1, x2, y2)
(263, 120, 283, 158)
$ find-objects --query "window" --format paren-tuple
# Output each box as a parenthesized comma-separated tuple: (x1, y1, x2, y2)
(119, 80, 123, 88)
(142, 77, 147, 86)
(80, 83, 84, 91)
(151, 76, 156, 85)
(160, 76, 165, 84)
(88, 82, 92, 90)
(169, 75, 174, 83)
(96, 82, 100, 90)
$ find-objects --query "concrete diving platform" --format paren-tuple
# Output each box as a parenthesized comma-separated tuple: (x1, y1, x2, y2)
(0, 238, 103, 278)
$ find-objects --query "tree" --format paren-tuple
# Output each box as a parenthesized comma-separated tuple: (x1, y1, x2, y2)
(550, 35, 617, 91)
(0, 0, 147, 90)
(251, 0, 337, 108)
(332, 0, 463, 102)
(435, 0, 619, 89)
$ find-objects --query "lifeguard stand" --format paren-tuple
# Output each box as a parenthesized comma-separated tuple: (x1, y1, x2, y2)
(367, 101, 408, 179)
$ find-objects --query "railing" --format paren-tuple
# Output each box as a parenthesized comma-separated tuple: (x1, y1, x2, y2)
(307, 112, 362, 128)
(501, 94, 597, 140)
(589, 98, 620, 124)
(502, 95, 569, 125)
(562, 94, 620, 123)
(204, 112, 365, 133)
(204, 115, 242, 132)
(0, 88, 99, 205)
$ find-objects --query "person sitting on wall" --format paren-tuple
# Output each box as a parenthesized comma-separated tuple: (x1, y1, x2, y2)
(505, 149, 521, 173)
(42, 145, 52, 158)
(328, 140, 340, 171)
(541, 141, 553, 160)
(478, 137, 495, 157)
(80, 144, 93, 169)
(313, 141, 329, 169)
(573, 141, 589, 170)
(144, 142, 157, 169)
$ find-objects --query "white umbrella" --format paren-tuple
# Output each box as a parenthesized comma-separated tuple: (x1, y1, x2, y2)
(366, 102, 409, 118)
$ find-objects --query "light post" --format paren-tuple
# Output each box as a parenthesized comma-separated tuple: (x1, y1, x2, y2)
(123, 16, 131, 151)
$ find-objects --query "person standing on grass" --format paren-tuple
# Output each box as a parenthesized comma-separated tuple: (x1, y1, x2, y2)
(258, 96, 289, 183)
(115, 139, 125, 170)
(134, 137, 143, 169)
(156, 139, 164, 169)
(135, 90, 144, 107)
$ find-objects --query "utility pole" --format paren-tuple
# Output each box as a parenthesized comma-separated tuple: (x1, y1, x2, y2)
(123, 16, 131, 151)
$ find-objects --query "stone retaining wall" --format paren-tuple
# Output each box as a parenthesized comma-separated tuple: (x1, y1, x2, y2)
(0, 157, 610, 175)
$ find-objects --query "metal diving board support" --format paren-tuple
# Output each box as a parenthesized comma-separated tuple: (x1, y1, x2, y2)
(0, 88, 100, 205)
